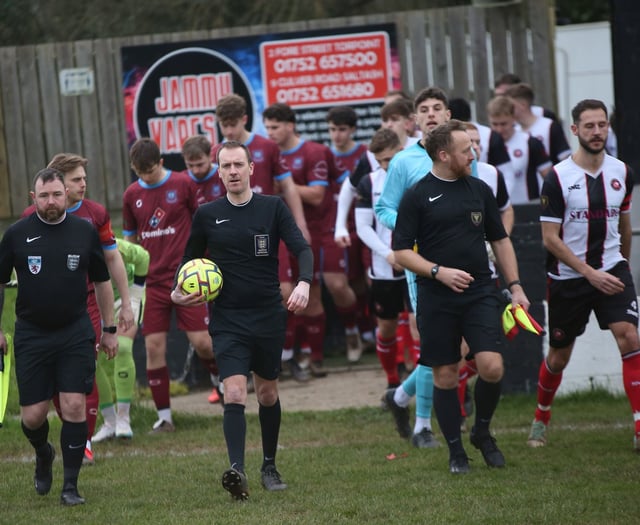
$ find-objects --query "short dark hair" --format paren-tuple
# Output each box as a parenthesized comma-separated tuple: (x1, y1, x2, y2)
(33, 167, 65, 188)
(182, 135, 212, 159)
(326, 106, 358, 127)
(494, 73, 521, 88)
(368, 128, 401, 154)
(424, 119, 467, 160)
(130, 138, 161, 173)
(380, 98, 414, 121)
(571, 99, 608, 124)
(414, 86, 448, 110)
(215, 140, 252, 165)
(448, 98, 471, 121)
(216, 94, 247, 123)
(262, 103, 296, 124)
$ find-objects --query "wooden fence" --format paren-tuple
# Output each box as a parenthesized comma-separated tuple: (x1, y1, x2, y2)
(0, 0, 555, 220)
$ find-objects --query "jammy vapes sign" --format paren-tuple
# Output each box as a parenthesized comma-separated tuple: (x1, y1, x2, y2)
(121, 24, 399, 171)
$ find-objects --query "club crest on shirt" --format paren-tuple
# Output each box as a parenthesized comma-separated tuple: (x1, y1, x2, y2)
(28, 256, 41, 274)
(67, 254, 80, 271)
(254, 234, 269, 256)
(149, 207, 166, 228)
(540, 195, 549, 208)
(471, 211, 482, 226)
(253, 149, 264, 163)
(611, 178, 622, 191)
(166, 189, 178, 204)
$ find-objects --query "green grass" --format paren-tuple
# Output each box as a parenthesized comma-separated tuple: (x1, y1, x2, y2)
(2, 287, 639, 524)
(0, 390, 637, 524)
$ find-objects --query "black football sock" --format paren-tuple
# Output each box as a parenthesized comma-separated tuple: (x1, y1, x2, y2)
(22, 419, 51, 457)
(433, 386, 464, 455)
(259, 399, 281, 470)
(473, 377, 502, 435)
(223, 403, 246, 473)
(60, 420, 87, 489)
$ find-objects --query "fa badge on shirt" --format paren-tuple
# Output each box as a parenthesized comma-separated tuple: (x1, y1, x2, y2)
(67, 254, 80, 271)
(254, 234, 269, 256)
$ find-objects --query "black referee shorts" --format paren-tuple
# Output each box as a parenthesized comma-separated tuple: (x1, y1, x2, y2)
(416, 280, 504, 367)
(211, 303, 287, 381)
(14, 315, 96, 406)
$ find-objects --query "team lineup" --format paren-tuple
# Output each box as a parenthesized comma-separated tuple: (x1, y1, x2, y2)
(1, 79, 640, 505)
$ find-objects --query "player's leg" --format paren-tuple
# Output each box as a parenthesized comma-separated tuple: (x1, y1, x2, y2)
(321, 236, 362, 362)
(464, 290, 506, 468)
(597, 265, 640, 449)
(179, 300, 216, 403)
(252, 307, 288, 492)
(215, 327, 251, 500)
(528, 278, 588, 447)
(14, 323, 57, 496)
(56, 316, 95, 505)
(113, 324, 138, 438)
(94, 351, 116, 441)
(142, 285, 175, 432)
(371, 280, 401, 388)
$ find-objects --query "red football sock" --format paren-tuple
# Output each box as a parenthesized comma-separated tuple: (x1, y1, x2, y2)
(534, 359, 563, 424)
(147, 366, 171, 411)
(622, 350, 640, 437)
(376, 334, 399, 387)
(303, 313, 326, 362)
(335, 303, 358, 332)
(198, 355, 219, 376)
(410, 340, 421, 368)
(355, 291, 375, 334)
(284, 311, 298, 351)
(86, 379, 99, 439)
(457, 360, 478, 416)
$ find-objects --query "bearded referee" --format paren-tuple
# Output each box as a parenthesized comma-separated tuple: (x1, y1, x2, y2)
(171, 141, 312, 501)
(0, 168, 118, 506)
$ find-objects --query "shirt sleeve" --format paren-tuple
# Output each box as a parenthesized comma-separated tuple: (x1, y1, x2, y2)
(375, 156, 405, 230)
(540, 169, 565, 224)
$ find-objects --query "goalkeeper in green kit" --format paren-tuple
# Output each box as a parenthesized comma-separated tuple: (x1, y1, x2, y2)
(93, 238, 149, 441)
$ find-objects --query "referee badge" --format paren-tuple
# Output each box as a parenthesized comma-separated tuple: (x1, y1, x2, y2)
(471, 211, 482, 226)
(28, 256, 42, 275)
(254, 234, 269, 256)
(67, 254, 80, 271)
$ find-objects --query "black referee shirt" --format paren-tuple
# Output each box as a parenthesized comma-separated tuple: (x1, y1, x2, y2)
(0, 213, 109, 329)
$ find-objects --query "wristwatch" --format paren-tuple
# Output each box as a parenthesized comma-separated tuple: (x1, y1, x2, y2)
(431, 264, 440, 280)
(102, 325, 117, 334)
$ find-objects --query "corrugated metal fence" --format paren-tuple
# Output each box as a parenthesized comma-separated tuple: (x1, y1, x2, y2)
(0, 0, 554, 220)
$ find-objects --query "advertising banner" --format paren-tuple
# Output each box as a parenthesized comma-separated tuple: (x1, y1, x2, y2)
(121, 24, 399, 170)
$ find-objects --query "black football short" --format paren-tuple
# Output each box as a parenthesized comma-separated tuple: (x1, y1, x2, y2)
(14, 315, 96, 406)
(416, 280, 504, 367)
(547, 261, 638, 348)
(370, 278, 409, 320)
(211, 303, 286, 381)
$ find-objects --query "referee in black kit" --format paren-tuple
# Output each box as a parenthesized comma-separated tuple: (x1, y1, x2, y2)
(0, 168, 118, 506)
(171, 141, 312, 501)
(392, 120, 530, 474)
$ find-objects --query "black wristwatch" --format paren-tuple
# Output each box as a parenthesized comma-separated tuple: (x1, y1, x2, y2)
(102, 325, 117, 334)
(431, 264, 440, 280)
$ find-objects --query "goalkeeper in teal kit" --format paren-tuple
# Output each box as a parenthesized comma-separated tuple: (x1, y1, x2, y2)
(93, 238, 149, 441)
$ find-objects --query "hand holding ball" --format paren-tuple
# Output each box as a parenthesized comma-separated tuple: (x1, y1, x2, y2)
(177, 258, 223, 302)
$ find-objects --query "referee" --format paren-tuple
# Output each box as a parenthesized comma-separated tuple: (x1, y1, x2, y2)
(171, 141, 312, 501)
(0, 168, 118, 506)
(393, 120, 530, 474)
